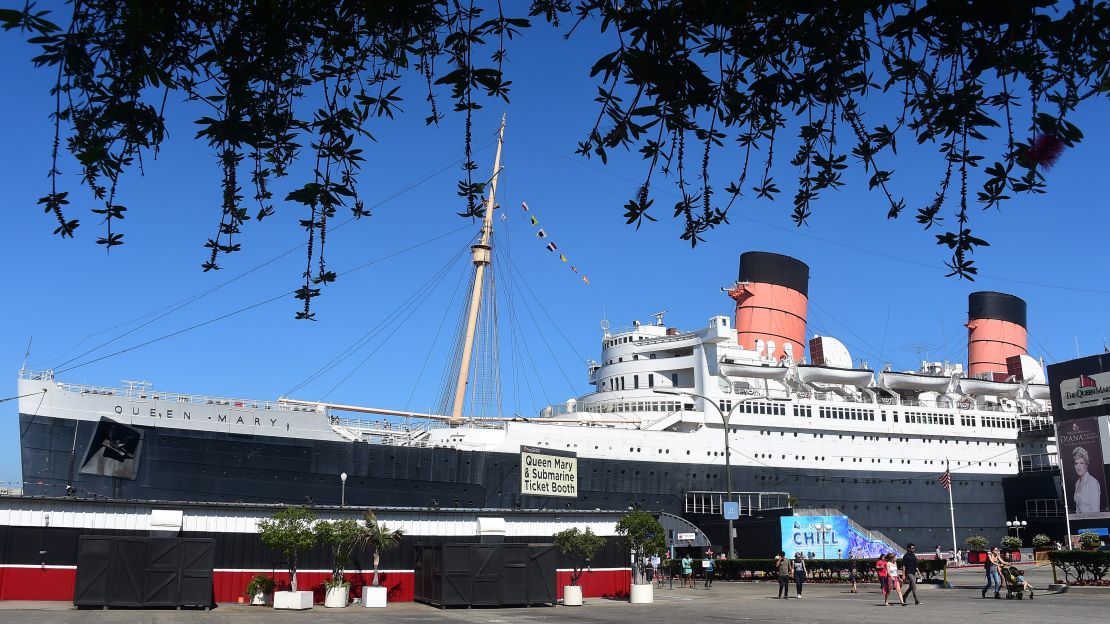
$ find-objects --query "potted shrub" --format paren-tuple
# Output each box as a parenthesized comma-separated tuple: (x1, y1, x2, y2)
(553, 527, 606, 606)
(362, 511, 404, 608)
(258, 506, 318, 610)
(965, 535, 988, 564)
(1000, 535, 1022, 560)
(1032, 534, 1054, 561)
(316, 518, 365, 608)
(1079, 531, 1103, 550)
(245, 574, 276, 605)
(615, 511, 665, 604)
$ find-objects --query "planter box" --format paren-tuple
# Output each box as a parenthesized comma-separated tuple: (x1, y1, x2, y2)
(629, 583, 653, 604)
(324, 586, 349, 608)
(363, 585, 388, 608)
(273, 591, 313, 610)
(563, 585, 582, 606)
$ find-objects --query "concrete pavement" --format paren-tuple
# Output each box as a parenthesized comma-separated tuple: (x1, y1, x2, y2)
(0, 563, 1099, 624)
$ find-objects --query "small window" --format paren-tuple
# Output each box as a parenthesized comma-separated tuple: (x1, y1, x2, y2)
(648, 374, 654, 388)
(634, 375, 639, 389)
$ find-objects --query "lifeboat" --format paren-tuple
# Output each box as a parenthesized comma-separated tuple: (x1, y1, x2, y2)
(879, 371, 952, 393)
(796, 365, 874, 387)
(719, 358, 789, 380)
(958, 377, 1022, 398)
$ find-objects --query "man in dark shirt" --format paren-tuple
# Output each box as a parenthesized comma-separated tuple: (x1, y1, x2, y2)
(901, 543, 921, 605)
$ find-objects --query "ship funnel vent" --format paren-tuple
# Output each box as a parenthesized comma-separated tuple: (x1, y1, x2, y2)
(728, 251, 809, 360)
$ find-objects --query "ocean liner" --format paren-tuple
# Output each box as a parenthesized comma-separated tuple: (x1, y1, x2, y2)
(16, 120, 1058, 549)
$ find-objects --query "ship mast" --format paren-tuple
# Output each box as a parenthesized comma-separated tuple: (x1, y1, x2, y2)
(450, 114, 506, 424)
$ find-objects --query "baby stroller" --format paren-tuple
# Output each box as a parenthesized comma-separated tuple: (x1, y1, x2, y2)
(1001, 566, 1032, 600)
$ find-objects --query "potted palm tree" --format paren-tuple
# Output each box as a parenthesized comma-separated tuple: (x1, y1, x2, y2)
(316, 518, 365, 608)
(362, 511, 404, 608)
(615, 511, 665, 604)
(245, 574, 277, 605)
(553, 527, 606, 606)
(258, 506, 318, 610)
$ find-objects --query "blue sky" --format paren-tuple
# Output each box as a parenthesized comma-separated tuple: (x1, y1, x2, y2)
(2, 13, 1108, 485)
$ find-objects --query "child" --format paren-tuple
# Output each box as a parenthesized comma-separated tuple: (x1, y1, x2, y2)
(1013, 567, 1035, 599)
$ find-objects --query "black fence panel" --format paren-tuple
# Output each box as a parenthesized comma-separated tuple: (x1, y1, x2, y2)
(414, 543, 556, 608)
(73, 536, 214, 608)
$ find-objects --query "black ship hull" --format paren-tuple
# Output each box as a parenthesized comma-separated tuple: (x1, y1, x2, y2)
(19, 413, 1011, 547)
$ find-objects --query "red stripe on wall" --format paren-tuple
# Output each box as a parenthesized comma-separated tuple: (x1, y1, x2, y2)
(555, 569, 631, 600)
(212, 571, 413, 604)
(0, 567, 78, 601)
(0, 567, 632, 603)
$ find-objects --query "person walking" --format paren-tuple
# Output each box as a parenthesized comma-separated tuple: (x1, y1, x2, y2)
(875, 551, 888, 597)
(981, 547, 1002, 599)
(792, 552, 808, 599)
(848, 547, 859, 593)
(900, 543, 921, 605)
(703, 550, 716, 589)
(775, 552, 793, 598)
(884, 554, 906, 606)
(681, 554, 693, 589)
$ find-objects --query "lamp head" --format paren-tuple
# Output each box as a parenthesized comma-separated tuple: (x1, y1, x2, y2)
(341, 472, 347, 482)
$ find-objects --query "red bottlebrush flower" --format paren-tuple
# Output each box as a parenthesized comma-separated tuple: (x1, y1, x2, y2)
(1025, 133, 1066, 169)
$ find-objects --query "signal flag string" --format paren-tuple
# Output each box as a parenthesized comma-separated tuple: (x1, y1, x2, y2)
(520, 201, 589, 285)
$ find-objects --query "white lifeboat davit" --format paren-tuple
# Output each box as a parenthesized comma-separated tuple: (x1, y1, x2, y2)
(796, 365, 874, 387)
(880, 371, 952, 393)
(959, 377, 1022, 398)
(1025, 383, 1050, 400)
(719, 358, 789, 380)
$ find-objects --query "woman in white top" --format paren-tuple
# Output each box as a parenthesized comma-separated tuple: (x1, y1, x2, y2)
(884, 554, 905, 606)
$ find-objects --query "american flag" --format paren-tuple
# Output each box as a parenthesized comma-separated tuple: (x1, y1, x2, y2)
(938, 469, 952, 490)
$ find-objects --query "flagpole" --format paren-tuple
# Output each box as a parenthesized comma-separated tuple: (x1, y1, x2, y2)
(946, 459, 957, 557)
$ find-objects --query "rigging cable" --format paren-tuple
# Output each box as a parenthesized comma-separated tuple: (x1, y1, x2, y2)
(57, 224, 474, 375)
(403, 260, 470, 412)
(497, 252, 578, 396)
(39, 138, 497, 370)
(283, 239, 473, 398)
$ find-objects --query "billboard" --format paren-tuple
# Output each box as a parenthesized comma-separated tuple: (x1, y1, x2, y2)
(520, 446, 577, 498)
(1048, 354, 1110, 422)
(779, 515, 897, 559)
(1058, 417, 1110, 519)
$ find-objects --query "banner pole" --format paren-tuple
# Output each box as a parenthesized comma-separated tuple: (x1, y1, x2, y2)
(947, 459, 957, 558)
(1054, 423, 1074, 549)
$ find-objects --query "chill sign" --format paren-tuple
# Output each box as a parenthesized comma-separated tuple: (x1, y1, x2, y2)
(520, 445, 578, 498)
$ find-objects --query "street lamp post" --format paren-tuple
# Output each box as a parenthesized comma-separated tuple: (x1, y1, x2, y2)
(340, 472, 347, 507)
(1005, 518, 1027, 542)
(655, 388, 786, 560)
(817, 523, 831, 559)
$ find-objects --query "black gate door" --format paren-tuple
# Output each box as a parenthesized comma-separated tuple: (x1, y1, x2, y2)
(499, 544, 527, 605)
(73, 536, 113, 606)
(73, 537, 215, 608)
(526, 544, 557, 605)
(110, 538, 147, 607)
(143, 539, 183, 606)
(178, 539, 215, 607)
(470, 544, 500, 606)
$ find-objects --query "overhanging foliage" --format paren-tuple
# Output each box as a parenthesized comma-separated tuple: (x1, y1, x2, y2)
(2, 1, 1107, 317)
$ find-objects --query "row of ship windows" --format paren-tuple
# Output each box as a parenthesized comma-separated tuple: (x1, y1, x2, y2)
(604, 335, 648, 349)
(742, 402, 1018, 430)
(600, 373, 679, 392)
(756, 430, 1011, 447)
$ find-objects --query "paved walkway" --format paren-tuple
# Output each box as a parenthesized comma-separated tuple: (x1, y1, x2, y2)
(0, 563, 1099, 624)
